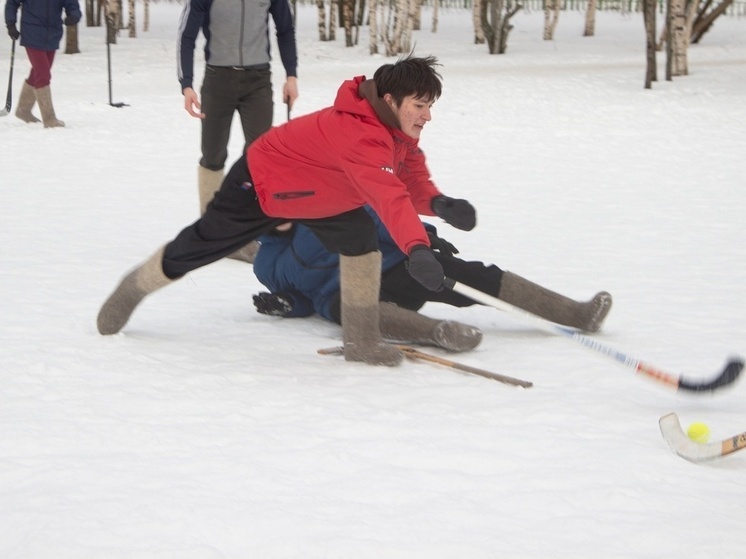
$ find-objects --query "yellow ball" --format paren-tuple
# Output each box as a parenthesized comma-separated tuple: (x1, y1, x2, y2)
(687, 422, 710, 444)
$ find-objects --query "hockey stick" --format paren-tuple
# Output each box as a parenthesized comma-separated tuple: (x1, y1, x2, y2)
(106, 40, 127, 108)
(444, 278, 743, 393)
(318, 345, 533, 388)
(0, 39, 16, 117)
(659, 412, 746, 463)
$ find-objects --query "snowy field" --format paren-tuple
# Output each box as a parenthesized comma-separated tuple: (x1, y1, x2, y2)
(1, 3, 745, 558)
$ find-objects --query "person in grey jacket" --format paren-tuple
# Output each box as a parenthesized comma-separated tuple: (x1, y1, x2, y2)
(177, 0, 298, 261)
(5, 0, 81, 127)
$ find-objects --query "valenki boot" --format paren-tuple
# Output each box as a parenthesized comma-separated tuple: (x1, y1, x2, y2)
(199, 165, 259, 263)
(340, 252, 403, 366)
(34, 85, 64, 128)
(498, 271, 612, 332)
(15, 81, 41, 123)
(97, 247, 175, 335)
(379, 302, 482, 352)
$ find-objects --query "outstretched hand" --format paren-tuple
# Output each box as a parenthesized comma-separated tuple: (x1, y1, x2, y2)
(431, 195, 476, 231)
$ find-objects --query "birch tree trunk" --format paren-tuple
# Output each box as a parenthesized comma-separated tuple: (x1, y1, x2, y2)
(105, 0, 120, 44)
(670, 0, 688, 75)
(369, 0, 379, 53)
(643, 0, 657, 88)
(64, 23, 80, 54)
(431, 0, 439, 33)
(329, 0, 337, 41)
(128, 0, 136, 38)
(317, 0, 328, 41)
(543, 0, 561, 41)
(584, 0, 597, 37)
(144, 0, 149, 32)
(342, 0, 354, 46)
(473, 0, 485, 44)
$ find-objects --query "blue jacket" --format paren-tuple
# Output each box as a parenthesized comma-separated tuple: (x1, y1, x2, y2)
(253, 208, 433, 321)
(5, 0, 81, 51)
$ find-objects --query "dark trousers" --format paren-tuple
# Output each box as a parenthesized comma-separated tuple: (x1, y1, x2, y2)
(163, 157, 379, 279)
(199, 65, 274, 171)
(328, 254, 504, 324)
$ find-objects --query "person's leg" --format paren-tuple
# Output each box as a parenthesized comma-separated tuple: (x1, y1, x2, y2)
(28, 50, 63, 128)
(97, 158, 281, 335)
(303, 210, 403, 366)
(236, 67, 274, 146)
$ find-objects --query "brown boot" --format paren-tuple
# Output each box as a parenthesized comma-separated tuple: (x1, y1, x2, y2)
(340, 252, 403, 366)
(379, 302, 482, 352)
(97, 247, 175, 335)
(34, 85, 65, 128)
(15, 81, 41, 123)
(499, 271, 612, 332)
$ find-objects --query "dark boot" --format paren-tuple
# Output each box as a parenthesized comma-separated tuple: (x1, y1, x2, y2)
(97, 247, 175, 335)
(379, 302, 482, 352)
(340, 252, 403, 366)
(499, 271, 612, 332)
(34, 85, 64, 128)
(15, 81, 41, 123)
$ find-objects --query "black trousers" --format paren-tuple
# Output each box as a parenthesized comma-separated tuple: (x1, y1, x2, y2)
(163, 157, 379, 279)
(328, 254, 504, 324)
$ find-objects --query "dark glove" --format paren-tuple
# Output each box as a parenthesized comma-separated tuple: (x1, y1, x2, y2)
(406, 245, 445, 292)
(431, 195, 476, 231)
(7, 24, 19, 40)
(63, 17, 75, 26)
(253, 292, 293, 317)
(427, 231, 458, 258)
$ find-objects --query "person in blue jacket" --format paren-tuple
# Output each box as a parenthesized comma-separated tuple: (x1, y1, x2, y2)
(252, 207, 613, 334)
(5, 0, 81, 127)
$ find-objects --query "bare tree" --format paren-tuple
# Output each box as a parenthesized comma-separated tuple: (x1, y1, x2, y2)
(691, 0, 735, 43)
(128, 0, 136, 38)
(369, 0, 379, 53)
(64, 23, 81, 54)
(431, 0, 439, 33)
(342, 0, 355, 46)
(584, 0, 597, 37)
(480, 0, 521, 54)
(472, 0, 485, 44)
(543, 0, 561, 40)
(643, 0, 657, 88)
(316, 0, 337, 41)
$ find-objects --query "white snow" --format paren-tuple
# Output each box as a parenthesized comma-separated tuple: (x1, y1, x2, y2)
(2, 4, 745, 558)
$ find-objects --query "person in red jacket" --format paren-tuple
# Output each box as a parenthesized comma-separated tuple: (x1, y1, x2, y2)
(97, 55, 476, 367)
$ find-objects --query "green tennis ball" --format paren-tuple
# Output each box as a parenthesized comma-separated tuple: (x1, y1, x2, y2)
(687, 422, 710, 444)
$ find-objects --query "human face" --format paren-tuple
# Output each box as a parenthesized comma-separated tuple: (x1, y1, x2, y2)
(384, 94, 433, 139)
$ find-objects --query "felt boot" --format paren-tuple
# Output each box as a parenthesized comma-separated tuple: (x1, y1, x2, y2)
(379, 301, 482, 352)
(199, 165, 259, 263)
(34, 85, 65, 128)
(15, 81, 41, 123)
(340, 252, 403, 366)
(97, 247, 175, 335)
(499, 271, 612, 332)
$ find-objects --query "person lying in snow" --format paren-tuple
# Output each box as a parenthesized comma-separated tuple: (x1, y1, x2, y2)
(251, 207, 613, 340)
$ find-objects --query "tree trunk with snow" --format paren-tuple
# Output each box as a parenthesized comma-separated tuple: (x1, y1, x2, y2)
(543, 0, 560, 41)
(584, 0, 597, 37)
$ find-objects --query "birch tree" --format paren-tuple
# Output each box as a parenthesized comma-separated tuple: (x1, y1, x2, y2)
(543, 0, 561, 41)
(584, 0, 597, 37)
(480, 0, 522, 54)
(643, 0, 657, 88)
(128, 0, 136, 38)
(472, 0, 485, 44)
(369, 0, 379, 53)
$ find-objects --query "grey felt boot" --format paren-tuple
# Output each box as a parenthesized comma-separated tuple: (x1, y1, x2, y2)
(198, 165, 259, 263)
(379, 302, 482, 352)
(15, 81, 41, 123)
(499, 271, 612, 332)
(340, 252, 403, 366)
(34, 85, 64, 128)
(97, 247, 174, 335)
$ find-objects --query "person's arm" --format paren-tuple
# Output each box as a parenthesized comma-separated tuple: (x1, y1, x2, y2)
(177, 0, 208, 117)
(5, 0, 20, 27)
(62, 0, 82, 26)
(269, 0, 299, 109)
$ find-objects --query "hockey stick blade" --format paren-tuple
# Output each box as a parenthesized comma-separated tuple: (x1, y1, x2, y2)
(445, 278, 743, 394)
(659, 412, 746, 463)
(318, 345, 533, 388)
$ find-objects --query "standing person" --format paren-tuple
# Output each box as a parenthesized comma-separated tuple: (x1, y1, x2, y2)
(251, 211, 613, 333)
(5, 0, 81, 127)
(97, 55, 477, 368)
(177, 0, 299, 261)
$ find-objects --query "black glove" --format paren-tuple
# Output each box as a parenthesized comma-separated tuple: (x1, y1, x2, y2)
(427, 231, 458, 258)
(431, 195, 476, 231)
(7, 24, 19, 40)
(407, 245, 445, 292)
(253, 292, 293, 317)
(63, 17, 74, 26)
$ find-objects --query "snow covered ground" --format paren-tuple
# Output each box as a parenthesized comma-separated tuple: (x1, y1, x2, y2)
(1, 4, 745, 558)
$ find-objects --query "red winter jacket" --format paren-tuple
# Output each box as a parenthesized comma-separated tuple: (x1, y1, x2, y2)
(248, 76, 441, 255)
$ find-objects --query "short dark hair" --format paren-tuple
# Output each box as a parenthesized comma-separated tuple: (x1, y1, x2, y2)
(373, 55, 442, 107)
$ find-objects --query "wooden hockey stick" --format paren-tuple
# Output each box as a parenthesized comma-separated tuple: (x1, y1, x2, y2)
(445, 278, 743, 394)
(318, 345, 532, 388)
(659, 412, 746, 463)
